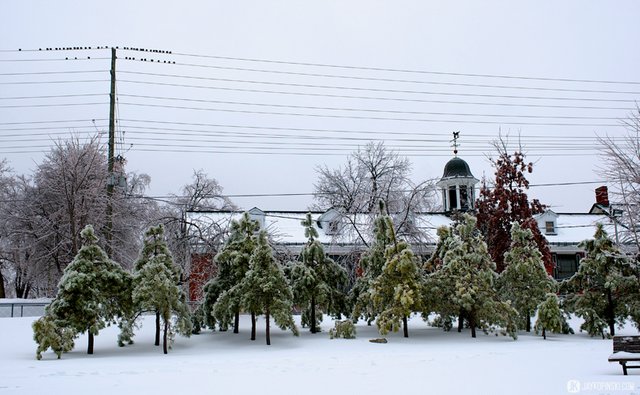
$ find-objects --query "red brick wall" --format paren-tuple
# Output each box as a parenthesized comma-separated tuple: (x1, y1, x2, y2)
(188, 253, 216, 302)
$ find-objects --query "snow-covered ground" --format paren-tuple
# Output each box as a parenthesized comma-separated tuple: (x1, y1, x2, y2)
(1, 314, 638, 395)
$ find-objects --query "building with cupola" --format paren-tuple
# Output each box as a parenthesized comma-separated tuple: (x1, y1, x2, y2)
(185, 140, 617, 301)
(437, 156, 479, 214)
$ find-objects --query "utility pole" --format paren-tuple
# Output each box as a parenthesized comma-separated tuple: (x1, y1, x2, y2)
(106, 47, 116, 255)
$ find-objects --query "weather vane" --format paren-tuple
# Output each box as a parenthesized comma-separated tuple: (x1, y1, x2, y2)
(451, 131, 460, 156)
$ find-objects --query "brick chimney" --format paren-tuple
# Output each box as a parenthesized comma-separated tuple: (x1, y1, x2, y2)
(595, 186, 609, 206)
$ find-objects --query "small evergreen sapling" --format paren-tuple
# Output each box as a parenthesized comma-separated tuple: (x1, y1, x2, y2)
(40, 225, 132, 356)
(499, 222, 555, 332)
(436, 214, 518, 339)
(534, 293, 564, 340)
(205, 213, 259, 333)
(132, 225, 192, 354)
(32, 314, 75, 360)
(290, 213, 348, 334)
(426, 226, 460, 331)
(239, 231, 299, 345)
(350, 208, 393, 325)
(329, 320, 356, 339)
(563, 224, 636, 338)
(369, 214, 424, 338)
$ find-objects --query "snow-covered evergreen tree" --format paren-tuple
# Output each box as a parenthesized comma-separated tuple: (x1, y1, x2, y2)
(32, 314, 75, 360)
(534, 293, 564, 340)
(350, 206, 393, 324)
(36, 225, 132, 356)
(132, 225, 192, 354)
(563, 224, 637, 337)
(433, 214, 518, 339)
(498, 222, 555, 332)
(204, 213, 259, 333)
(239, 231, 299, 345)
(424, 226, 460, 331)
(369, 214, 424, 338)
(290, 213, 348, 333)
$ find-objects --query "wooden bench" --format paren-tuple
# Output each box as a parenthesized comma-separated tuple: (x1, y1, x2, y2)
(609, 336, 640, 375)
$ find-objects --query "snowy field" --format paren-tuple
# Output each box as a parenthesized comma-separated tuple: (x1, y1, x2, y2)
(1, 314, 639, 395)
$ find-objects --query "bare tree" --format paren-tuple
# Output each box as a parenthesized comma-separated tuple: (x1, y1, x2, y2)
(0, 136, 153, 297)
(109, 170, 154, 269)
(598, 109, 640, 255)
(2, 137, 109, 297)
(0, 174, 45, 298)
(0, 159, 14, 298)
(313, 141, 436, 247)
(151, 170, 236, 287)
(35, 136, 108, 260)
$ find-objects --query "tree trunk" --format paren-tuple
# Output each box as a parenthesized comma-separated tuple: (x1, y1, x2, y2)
(251, 312, 256, 341)
(469, 311, 477, 338)
(526, 312, 531, 333)
(266, 309, 271, 346)
(88, 331, 94, 354)
(234, 310, 240, 334)
(542, 327, 547, 340)
(155, 311, 160, 346)
(0, 271, 5, 299)
(163, 319, 168, 354)
(310, 295, 317, 334)
(457, 312, 464, 333)
(606, 289, 615, 336)
(403, 316, 409, 338)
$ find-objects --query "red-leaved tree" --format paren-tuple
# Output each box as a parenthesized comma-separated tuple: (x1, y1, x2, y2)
(475, 141, 553, 273)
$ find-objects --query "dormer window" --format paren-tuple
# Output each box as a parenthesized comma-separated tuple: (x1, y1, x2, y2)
(327, 220, 342, 235)
(545, 221, 556, 235)
(247, 207, 265, 229)
(535, 209, 558, 237)
(318, 208, 343, 236)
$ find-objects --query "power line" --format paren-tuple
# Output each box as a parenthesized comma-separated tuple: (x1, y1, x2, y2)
(125, 180, 611, 202)
(0, 102, 107, 108)
(0, 119, 107, 126)
(115, 124, 604, 143)
(0, 118, 620, 147)
(119, 101, 624, 127)
(123, 58, 640, 96)
(5, 47, 639, 86)
(126, 146, 597, 157)
(0, 178, 611, 204)
(0, 57, 109, 62)
(114, 75, 634, 111)
(103, 136, 599, 151)
(0, 70, 105, 76)
(0, 93, 105, 100)
(0, 117, 615, 137)
(118, 75, 640, 104)
(117, 118, 619, 138)
(167, 51, 640, 86)
(0, 79, 108, 85)
(0, 129, 608, 151)
(117, 93, 626, 121)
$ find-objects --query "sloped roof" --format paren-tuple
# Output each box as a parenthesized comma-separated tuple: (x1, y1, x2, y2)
(186, 210, 613, 250)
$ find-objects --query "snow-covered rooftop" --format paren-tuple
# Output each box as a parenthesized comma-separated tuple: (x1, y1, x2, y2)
(187, 209, 613, 253)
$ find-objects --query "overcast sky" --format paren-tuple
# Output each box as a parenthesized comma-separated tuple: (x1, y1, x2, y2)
(1, 1, 639, 212)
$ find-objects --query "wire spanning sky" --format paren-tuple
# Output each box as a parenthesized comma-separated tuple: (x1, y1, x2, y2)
(1, 1, 639, 211)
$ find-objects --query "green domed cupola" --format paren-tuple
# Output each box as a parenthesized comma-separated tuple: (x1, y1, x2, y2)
(436, 132, 479, 214)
